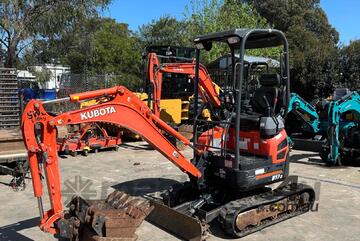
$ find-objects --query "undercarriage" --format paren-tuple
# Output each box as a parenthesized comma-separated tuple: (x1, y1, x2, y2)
(145, 179, 315, 240)
(60, 178, 315, 241)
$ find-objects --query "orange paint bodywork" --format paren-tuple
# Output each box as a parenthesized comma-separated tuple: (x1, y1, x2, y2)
(21, 86, 200, 234)
(197, 127, 289, 164)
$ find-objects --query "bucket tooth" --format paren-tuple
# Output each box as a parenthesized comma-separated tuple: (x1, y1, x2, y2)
(60, 190, 154, 241)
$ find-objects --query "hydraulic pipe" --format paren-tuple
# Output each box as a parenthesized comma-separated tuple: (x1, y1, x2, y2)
(42, 97, 70, 104)
(69, 86, 121, 102)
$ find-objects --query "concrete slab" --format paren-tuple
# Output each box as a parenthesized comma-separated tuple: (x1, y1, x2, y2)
(0, 142, 359, 241)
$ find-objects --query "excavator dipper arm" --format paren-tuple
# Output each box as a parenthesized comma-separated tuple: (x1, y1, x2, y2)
(21, 86, 201, 233)
(287, 93, 320, 133)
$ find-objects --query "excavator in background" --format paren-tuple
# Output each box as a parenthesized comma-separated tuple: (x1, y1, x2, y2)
(144, 48, 222, 145)
(120, 47, 220, 142)
(22, 29, 315, 241)
(286, 89, 360, 165)
(145, 47, 273, 143)
(146, 51, 221, 121)
(324, 90, 360, 164)
(145, 46, 276, 126)
(144, 46, 197, 125)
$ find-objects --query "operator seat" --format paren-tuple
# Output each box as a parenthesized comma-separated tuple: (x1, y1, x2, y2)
(239, 74, 284, 136)
(250, 74, 281, 116)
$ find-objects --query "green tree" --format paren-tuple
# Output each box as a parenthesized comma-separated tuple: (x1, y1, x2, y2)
(25, 17, 143, 87)
(91, 19, 142, 88)
(138, 16, 189, 47)
(185, 0, 278, 63)
(339, 40, 360, 90)
(24, 17, 143, 90)
(0, 0, 110, 68)
(29, 67, 52, 86)
(250, 0, 339, 99)
(20, 17, 100, 70)
(138, 1, 277, 63)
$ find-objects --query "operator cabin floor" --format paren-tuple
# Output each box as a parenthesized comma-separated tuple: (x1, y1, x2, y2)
(0, 141, 359, 241)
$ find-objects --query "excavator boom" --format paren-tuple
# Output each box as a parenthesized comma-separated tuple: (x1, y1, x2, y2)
(22, 86, 201, 233)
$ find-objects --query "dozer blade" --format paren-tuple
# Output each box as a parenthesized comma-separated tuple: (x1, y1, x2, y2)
(146, 200, 205, 241)
(59, 191, 154, 241)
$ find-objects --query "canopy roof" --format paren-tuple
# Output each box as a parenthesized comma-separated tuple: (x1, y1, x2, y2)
(194, 29, 286, 49)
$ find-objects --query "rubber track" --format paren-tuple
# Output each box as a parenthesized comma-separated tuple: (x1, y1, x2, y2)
(218, 183, 315, 238)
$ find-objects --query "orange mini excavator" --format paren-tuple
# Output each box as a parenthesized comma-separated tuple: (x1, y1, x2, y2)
(22, 29, 315, 241)
(146, 51, 221, 118)
(146, 51, 222, 144)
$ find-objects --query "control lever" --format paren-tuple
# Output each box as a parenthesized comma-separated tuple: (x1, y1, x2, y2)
(262, 95, 280, 132)
(262, 96, 272, 117)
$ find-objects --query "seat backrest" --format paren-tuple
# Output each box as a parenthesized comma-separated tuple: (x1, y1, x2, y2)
(250, 74, 281, 116)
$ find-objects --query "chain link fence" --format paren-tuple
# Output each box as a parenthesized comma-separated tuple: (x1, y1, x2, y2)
(57, 73, 143, 98)
(39, 73, 142, 114)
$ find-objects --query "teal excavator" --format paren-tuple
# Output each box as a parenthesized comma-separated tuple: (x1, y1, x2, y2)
(286, 89, 360, 165)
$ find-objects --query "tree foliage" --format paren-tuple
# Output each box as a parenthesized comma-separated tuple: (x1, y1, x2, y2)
(184, 0, 279, 63)
(138, 16, 189, 47)
(26, 18, 143, 89)
(138, 0, 278, 63)
(30, 67, 52, 86)
(339, 40, 360, 90)
(0, 0, 110, 68)
(3, 0, 356, 95)
(251, 0, 339, 99)
(91, 19, 142, 88)
(21, 17, 100, 69)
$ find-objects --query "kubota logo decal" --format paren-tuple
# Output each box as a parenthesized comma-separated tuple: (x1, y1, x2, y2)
(80, 106, 116, 120)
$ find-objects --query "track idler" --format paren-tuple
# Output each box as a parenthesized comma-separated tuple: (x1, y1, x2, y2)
(58, 191, 154, 241)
